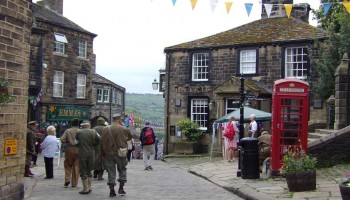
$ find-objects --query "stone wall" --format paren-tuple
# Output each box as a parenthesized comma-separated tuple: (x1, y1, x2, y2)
(0, 0, 32, 199)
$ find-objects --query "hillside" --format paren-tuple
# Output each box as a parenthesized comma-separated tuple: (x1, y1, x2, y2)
(125, 93, 164, 125)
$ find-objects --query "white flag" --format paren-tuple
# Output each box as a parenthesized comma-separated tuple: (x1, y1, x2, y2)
(210, 0, 219, 13)
(264, 4, 273, 18)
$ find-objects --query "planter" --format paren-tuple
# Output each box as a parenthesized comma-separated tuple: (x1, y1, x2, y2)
(339, 181, 350, 200)
(285, 170, 316, 192)
(170, 142, 202, 154)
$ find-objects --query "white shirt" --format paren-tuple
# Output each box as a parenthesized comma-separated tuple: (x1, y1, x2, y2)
(41, 135, 59, 158)
(250, 120, 258, 137)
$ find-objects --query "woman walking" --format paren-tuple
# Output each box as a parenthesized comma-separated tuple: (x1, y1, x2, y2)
(224, 116, 238, 162)
(41, 126, 59, 179)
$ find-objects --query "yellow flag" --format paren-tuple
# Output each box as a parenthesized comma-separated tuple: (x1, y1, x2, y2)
(343, 2, 350, 13)
(284, 4, 293, 18)
(191, 0, 198, 10)
(225, 2, 233, 14)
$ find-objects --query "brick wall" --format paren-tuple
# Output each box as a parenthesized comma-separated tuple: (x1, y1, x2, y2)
(0, 0, 32, 199)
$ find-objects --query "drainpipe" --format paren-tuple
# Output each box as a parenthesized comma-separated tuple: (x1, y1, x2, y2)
(165, 53, 171, 155)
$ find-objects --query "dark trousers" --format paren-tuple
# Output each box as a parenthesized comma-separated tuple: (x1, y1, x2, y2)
(127, 150, 132, 162)
(44, 157, 54, 178)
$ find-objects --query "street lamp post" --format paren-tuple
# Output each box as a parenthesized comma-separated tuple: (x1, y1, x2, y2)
(237, 74, 245, 177)
(152, 79, 159, 91)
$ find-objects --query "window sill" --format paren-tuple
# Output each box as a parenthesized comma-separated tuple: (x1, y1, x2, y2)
(76, 56, 89, 61)
(53, 52, 68, 57)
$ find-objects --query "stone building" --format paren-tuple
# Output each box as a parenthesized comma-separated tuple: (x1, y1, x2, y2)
(162, 4, 328, 154)
(0, 0, 32, 199)
(29, 0, 97, 136)
(90, 73, 125, 126)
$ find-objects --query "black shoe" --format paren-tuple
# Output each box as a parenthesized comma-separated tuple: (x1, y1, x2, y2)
(118, 188, 126, 195)
(148, 166, 153, 170)
(64, 182, 70, 188)
(110, 189, 116, 197)
(44, 177, 53, 179)
(97, 177, 104, 180)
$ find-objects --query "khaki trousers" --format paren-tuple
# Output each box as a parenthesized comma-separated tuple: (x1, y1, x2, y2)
(64, 147, 79, 186)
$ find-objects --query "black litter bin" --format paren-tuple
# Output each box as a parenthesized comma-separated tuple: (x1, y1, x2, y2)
(240, 137, 260, 179)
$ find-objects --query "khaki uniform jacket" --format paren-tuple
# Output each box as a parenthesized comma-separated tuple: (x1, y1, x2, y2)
(61, 127, 79, 148)
(101, 124, 132, 156)
(258, 134, 271, 154)
(76, 128, 100, 157)
(93, 125, 105, 169)
(26, 128, 36, 155)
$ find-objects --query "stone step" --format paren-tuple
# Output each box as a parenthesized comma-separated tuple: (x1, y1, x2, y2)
(315, 129, 337, 135)
(308, 132, 325, 139)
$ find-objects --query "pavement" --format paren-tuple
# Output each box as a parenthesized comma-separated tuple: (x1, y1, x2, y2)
(187, 158, 350, 200)
(24, 155, 241, 200)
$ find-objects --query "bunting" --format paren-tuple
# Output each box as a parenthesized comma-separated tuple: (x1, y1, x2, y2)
(323, 3, 331, 16)
(225, 2, 233, 14)
(284, 4, 293, 18)
(344, 2, 350, 14)
(264, 4, 273, 18)
(245, 3, 253, 17)
(190, 0, 198, 10)
(210, 0, 219, 13)
(172, 0, 177, 6)
(32, 88, 43, 110)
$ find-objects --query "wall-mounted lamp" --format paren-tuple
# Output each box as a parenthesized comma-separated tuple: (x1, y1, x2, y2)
(152, 78, 159, 90)
(209, 101, 215, 111)
(43, 63, 48, 69)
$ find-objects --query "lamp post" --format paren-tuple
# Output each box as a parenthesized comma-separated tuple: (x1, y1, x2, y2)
(237, 74, 245, 177)
(152, 78, 159, 91)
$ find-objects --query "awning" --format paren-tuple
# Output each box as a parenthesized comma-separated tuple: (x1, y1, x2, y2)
(215, 106, 271, 123)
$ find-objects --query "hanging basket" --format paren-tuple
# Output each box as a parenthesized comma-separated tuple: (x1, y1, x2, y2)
(285, 170, 316, 192)
(339, 181, 350, 200)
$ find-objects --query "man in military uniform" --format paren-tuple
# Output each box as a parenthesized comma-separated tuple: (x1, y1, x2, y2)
(61, 118, 80, 188)
(76, 120, 100, 195)
(92, 117, 106, 180)
(101, 113, 132, 197)
(25, 121, 37, 177)
(258, 131, 271, 167)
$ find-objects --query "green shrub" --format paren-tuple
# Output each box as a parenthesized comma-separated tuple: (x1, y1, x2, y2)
(177, 118, 203, 142)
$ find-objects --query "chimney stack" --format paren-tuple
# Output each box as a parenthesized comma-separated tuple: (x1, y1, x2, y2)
(37, 0, 63, 15)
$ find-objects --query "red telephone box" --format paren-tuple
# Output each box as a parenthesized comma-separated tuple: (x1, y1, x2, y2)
(270, 79, 309, 176)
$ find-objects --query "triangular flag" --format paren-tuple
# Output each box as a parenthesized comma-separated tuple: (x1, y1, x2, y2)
(191, 0, 198, 10)
(210, 0, 219, 13)
(343, 2, 350, 13)
(245, 3, 253, 17)
(225, 2, 233, 14)
(284, 4, 293, 18)
(323, 3, 331, 16)
(264, 4, 273, 18)
(172, 0, 177, 6)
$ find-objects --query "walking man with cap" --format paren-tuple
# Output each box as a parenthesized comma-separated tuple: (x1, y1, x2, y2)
(92, 117, 106, 180)
(25, 121, 37, 177)
(61, 118, 80, 188)
(101, 113, 132, 197)
(76, 120, 100, 194)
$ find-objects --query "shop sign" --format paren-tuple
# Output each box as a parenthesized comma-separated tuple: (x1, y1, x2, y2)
(175, 86, 210, 93)
(47, 105, 90, 121)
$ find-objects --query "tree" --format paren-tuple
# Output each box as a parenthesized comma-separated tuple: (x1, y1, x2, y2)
(311, 2, 350, 99)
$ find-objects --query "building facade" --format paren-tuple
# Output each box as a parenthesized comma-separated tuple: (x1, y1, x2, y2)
(29, 0, 97, 136)
(91, 73, 125, 126)
(0, 0, 32, 199)
(162, 5, 328, 154)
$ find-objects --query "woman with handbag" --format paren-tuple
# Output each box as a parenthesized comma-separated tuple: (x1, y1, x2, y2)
(224, 116, 238, 162)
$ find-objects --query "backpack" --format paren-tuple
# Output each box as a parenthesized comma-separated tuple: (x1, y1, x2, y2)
(141, 128, 154, 145)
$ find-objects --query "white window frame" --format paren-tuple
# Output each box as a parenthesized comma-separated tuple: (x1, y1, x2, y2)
(97, 88, 103, 102)
(116, 92, 123, 105)
(78, 40, 87, 58)
(76, 74, 86, 98)
(226, 98, 240, 114)
(54, 33, 67, 54)
(103, 89, 109, 103)
(240, 49, 257, 74)
(191, 98, 208, 130)
(53, 71, 64, 97)
(192, 53, 209, 81)
(285, 46, 308, 80)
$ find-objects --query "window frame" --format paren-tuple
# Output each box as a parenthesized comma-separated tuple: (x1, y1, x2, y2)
(237, 48, 259, 76)
(97, 88, 103, 103)
(76, 74, 86, 99)
(54, 33, 67, 54)
(191, 52, 210, 82)
(103, 89, 109, 103)
(284, 46, 309, 80)
(53, 70, 64, 97)
(189, 97, 209, 131)
(226, 98, 240, 114)
(78, 39, 87, 58)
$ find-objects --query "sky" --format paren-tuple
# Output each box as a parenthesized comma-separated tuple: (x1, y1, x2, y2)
(36, 0, 321, 93)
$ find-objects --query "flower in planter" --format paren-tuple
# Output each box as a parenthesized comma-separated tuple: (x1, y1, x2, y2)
(281, 145, 317, 175)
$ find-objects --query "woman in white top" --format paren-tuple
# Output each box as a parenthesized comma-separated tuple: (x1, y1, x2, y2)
(41, 126, 59, 179)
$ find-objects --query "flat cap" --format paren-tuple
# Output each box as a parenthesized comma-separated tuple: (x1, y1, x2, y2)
(112, 113, 122, 118)
(80, 120, 91, 126)
(28, 121, 38, 125)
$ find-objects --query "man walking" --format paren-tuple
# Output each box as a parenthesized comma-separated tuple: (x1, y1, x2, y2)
(25, 121, 37, 177)
(101, 114, 132, 197)
(92, 117, 106, 180)
(76, 120, 100, 195)
(140, 122, 156, 170)
(61, 118, 80, 188)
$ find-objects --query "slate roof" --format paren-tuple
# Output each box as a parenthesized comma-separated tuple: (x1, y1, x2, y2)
(164, 17, 328, 52)
(92, 73, 125, 91)
(32, 3, 97, 36)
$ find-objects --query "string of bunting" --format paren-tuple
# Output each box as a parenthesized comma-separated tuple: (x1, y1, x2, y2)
(151, 0, 350, 17)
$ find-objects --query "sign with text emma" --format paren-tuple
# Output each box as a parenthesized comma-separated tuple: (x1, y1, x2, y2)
(175, 86, 211, 93)
(46, 105, 90, 121)
(4, 139, 17, 156)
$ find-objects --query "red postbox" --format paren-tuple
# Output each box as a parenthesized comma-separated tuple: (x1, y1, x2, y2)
(270, 78, 309, 176)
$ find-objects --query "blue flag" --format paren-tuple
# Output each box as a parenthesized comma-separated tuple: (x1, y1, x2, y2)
(172, 0, 176, 6)
(245, 3, 253, 17)
(323, 3, 331, 16)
